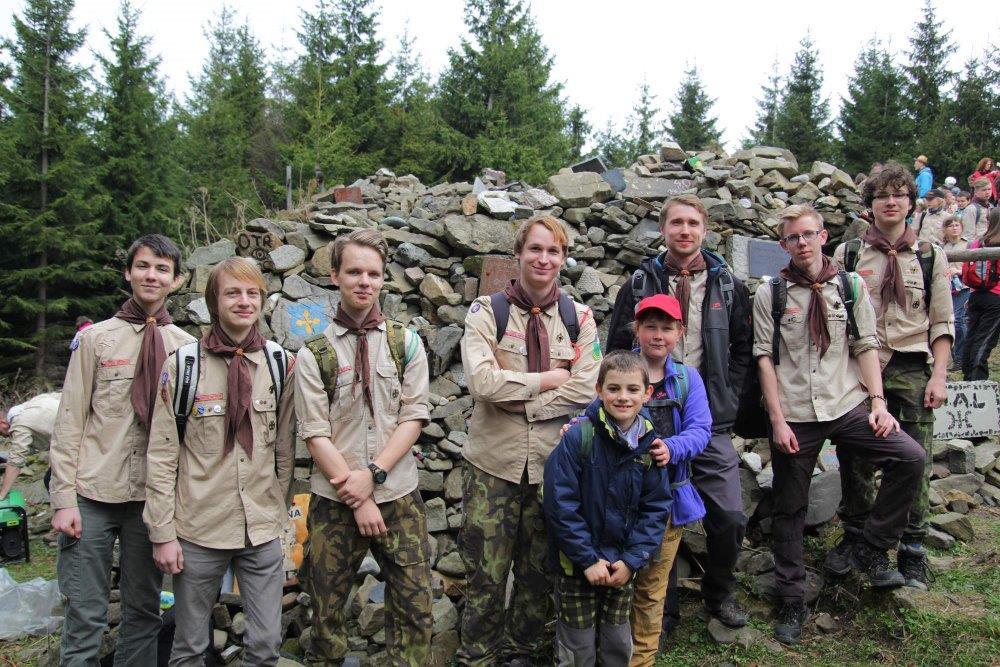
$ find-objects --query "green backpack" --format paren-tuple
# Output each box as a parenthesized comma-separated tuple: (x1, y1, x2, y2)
(303, 320, 414, 401)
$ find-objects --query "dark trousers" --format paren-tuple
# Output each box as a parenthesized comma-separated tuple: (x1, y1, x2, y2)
(771, 405, 925, 603)
(691, 432, 747, 607)
(952, 289, 970, 366)
(962, 290, 1000, 381)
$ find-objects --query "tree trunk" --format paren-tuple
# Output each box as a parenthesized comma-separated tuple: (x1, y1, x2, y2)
(35, 22, 52, 379)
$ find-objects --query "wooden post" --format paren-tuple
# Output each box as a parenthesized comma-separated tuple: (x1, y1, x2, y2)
(286, 165, 292, 210)
(944, 247, 1000, 262)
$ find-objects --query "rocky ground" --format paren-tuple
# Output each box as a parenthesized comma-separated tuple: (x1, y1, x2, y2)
(2, 145, 999, 665)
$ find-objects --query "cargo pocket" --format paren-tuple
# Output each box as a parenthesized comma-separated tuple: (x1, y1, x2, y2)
(95, 364, 135, 417)
(252, 396, 277, 445)
(376, 364, 401, 416)
(57, 532, 80, 600)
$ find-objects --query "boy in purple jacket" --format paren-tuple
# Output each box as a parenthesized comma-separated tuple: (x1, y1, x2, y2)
(628, 295, 713, 665)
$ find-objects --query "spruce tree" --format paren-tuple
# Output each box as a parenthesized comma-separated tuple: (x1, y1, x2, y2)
(595, 82, 663, 168)
(566, 105, 591, 163)
(0, 0, 110, 378)
(836, 40, 909, 176)
(774, 34, 832, 166)
(437, 0, 570, 182)
(665, 66, 721, 151)
(903, 0, 956, 134)
(177, 8, 275, 231)
(926, 58, 998, 180)
(746, 62, 781, 147)
(96, 0, 180, 243)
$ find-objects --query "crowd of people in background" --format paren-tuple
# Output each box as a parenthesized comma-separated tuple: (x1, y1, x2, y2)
(2, 155, 1000, 665)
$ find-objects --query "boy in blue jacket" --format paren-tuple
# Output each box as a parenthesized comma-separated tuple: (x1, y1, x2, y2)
(543, 350, 672, 666)
(628, 295, 713, 666)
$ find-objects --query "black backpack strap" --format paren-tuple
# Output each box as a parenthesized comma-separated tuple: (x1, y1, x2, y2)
(557, 292, 580, 344)
(838, 270, 860, 341)
(173, 341, 201, 444)
(770, 278, 785, 365)
(843, 238, 862, 273)
(717, 267, 735, 312)
(489, 292, 511, 344)
(915, 241, 935, 310)
(631, 268, 649, 300)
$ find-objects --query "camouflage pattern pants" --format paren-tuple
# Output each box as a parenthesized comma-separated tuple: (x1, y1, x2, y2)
(302, 491, 432, 667)
(838, 352, 935, 546)
(456, 462, 552, 666)
(554, 575, 634, 667)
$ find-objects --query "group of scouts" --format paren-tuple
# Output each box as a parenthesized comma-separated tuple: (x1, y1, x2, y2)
(39, 159, 950, 666)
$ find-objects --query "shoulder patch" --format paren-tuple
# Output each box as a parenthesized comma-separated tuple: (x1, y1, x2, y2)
(470, 302, 481, 313)
(592, 339, 602, 361)
(160, 371, 169, 385)
(70, 336, 81, 351)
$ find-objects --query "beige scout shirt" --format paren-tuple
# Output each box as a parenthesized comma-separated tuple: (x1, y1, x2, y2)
(943, 238, 970, 277)
(5, 392, 60, 468)
(833, 239, 955, 368)
(49, 317, 195, 510)
(961, 203, 989, 240)
(461, 295, 601, 485)
(915, 209, 949, 245)
(144, 348, 295, 549)
(753, 274, 881, 423)
(295, 322, 430, 504)
(668, 270, 706, 370)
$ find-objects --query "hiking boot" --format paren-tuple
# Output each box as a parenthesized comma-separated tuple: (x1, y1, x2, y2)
(897, 544, 931, 591)
(824, 533, 858, 576)
(774, 600, 809, 645)
(850, 540, 905, 588)
(707, 595, 749, 628)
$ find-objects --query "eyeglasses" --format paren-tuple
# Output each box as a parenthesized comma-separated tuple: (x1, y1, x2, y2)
(873, 192, 910, 202)
(781, 229, 822, 245)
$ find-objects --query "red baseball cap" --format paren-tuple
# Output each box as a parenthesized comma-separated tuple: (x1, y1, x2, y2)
(634, 294, 683, 323)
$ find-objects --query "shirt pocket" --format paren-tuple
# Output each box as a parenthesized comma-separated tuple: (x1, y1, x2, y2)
(495, 337, 528, 372)
(252, 396, 277, 446)
(550, 343, 576, 368)
(903, 275, 926, 315)
(189, 401, 226, 453)
(376, 364, 401, 416)
(826, 308, 848, 346)
(779, 313, 807, 350)
(95, 364, 135, 418)
(330, 371, 356, 422)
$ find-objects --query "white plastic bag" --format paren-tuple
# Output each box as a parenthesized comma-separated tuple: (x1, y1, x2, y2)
(0, 567, 63, 640)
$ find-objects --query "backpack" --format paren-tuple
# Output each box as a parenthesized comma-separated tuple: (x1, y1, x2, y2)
(961, 239, 1000, 291)
(490, 291, 580, 344)
(173, 340, 291, 443)
(732, 273, 858, 439)
(303, 320, 414, 403)
(630, 260, 736, 314)
(843, 237, 935, 310)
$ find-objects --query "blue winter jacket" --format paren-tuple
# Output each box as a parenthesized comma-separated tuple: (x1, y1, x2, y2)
(543, 400, 672, 577)
(916, 166, 934, 198)
(645, 357, 712, 526)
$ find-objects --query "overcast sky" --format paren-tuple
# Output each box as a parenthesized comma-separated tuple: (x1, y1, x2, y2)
(3, 0, 998, 152)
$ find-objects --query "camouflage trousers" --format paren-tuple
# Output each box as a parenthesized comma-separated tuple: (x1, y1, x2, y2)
(456, 462, 552, 666)
(838, 352, 934, 546)
(302, 491, 432, 667)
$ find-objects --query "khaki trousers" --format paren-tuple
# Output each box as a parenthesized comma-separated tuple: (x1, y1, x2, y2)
(629, 521, 683, 667)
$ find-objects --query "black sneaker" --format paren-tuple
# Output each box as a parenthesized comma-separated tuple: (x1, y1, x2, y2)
(774, 600, 809, 645)
(850, 540, 905, 588)
(707, 595, 749, 628)
(824, 533, 858, 576)
(897, 545, 931, 591)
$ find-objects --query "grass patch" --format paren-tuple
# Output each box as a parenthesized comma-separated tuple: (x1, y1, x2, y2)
(5, 538, 57, 583)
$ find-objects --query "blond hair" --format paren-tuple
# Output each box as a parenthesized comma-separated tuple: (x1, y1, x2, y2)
(776, 204, 824, 238)
(205, 258, 266, 322)
(330, 229, 389, 272)
(513, 215, 569, 255)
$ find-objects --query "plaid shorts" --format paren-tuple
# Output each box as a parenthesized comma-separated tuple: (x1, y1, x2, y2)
(555, 574, 634, 630)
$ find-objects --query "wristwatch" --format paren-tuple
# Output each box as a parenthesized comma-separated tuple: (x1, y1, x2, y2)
(368, 463, 388, 485)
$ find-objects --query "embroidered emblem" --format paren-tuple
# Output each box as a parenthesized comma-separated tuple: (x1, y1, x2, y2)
(70, 337, 80, 351)
(160, 371, 169, 385)
(710, 301, 722, 309)
(784, 307, 802, 314)
(100, 358, 131, 368)
(858, 269, 875, 277)
(212, 405, 222, 414)
(470, 302, 481, 313)
(160, 386, 169, 404)
(503, 330, 526, 340)
(195, 393, 223, 401)
(592, 340, 602, 361)
(197, 405, 206, 415)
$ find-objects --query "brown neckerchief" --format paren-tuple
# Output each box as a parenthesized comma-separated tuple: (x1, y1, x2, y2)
(779, 255, 841, 358)
(503, 279, 561, 372)
(863, 224, 917, 312)
(114, 298, 172, 431)
(201, 324, 266, 458)
(332, 302, 386, 416)
(663, 251, 707, 325)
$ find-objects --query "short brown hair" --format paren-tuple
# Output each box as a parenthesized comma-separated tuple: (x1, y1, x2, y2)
(659, 194, 708, 227)
(205, 257, 266, 322)
(972, 178, 991, 191)
(776, 204, 824, 238)
(862, 161, 917, 211)
(513, 215, 569, 256)
(330, 229, 389, 272)
(597, 350, 649, 388)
